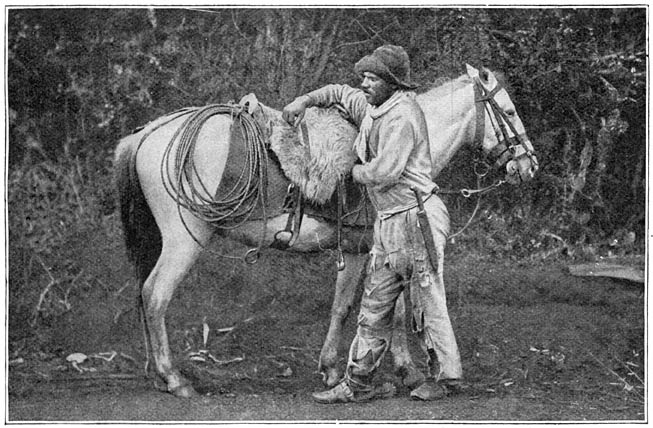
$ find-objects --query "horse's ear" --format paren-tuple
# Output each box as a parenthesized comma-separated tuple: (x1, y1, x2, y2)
(480, 67, 491, 82)
(480, 67, 497, 86)
(238, 93, 260, 115)
(465, 63, 479, 79)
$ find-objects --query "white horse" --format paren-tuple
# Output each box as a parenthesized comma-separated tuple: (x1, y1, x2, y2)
(114, 64, 538, 398)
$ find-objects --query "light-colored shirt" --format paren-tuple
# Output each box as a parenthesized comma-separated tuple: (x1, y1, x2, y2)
(306, 84, 436, 217)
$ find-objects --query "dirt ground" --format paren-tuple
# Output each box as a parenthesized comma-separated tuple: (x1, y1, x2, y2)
(6, 225, 646, 422)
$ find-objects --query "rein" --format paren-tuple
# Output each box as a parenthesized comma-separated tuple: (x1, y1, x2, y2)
(473, 77, 538, 179)
(438, 174, 506, 241)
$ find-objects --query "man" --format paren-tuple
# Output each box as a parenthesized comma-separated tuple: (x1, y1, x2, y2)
(282, 45, 462, 403)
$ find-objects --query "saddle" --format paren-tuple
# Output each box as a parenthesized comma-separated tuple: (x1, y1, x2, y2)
(268, 124, 376, 253)
(235, 94, 375, 258)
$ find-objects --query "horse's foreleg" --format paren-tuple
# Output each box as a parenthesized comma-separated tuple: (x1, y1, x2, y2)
(141, 236, 205, 398)
(319, 252, 367, 387)
(390, 291, 425, 389)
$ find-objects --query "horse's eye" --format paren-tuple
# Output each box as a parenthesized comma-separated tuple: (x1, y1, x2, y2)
(505, 109, 516, 117)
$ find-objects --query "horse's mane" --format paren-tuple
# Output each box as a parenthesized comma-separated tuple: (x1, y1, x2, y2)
(418, 74, 471, 99)
(417, 68, 509, 97)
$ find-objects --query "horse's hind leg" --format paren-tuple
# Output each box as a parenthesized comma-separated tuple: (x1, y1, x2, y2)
(391, 291, 425, 389)
(142, 230, 209, 398)
(319, 253, 367, 387)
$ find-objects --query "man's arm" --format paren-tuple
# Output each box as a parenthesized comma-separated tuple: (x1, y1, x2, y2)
(282, 84, 368, 127)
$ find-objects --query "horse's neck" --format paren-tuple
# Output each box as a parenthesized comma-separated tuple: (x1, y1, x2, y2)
(417, 79, 476, 178)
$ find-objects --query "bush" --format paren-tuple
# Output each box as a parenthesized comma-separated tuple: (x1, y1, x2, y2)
(7, 152, 115, 332)
(6, 8, 646, 329)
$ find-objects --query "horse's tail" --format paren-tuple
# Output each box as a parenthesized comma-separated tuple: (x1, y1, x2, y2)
(114, 135, 162, 289)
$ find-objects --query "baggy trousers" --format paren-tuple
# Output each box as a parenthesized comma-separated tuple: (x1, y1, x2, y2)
(346, 194, 463, 382)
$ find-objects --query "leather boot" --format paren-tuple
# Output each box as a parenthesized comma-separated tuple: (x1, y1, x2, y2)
(410, 378, 463, 401)
(410, 378, 447, 401)
(312, 378, 395, 404)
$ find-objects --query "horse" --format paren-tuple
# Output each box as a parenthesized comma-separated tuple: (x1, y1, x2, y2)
(114, 64, 538, 398)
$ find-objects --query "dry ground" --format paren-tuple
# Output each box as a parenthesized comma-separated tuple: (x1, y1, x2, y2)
(7, 218, 646, 422)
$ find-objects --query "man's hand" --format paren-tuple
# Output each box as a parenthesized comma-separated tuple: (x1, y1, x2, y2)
(282, 95, 311, 127)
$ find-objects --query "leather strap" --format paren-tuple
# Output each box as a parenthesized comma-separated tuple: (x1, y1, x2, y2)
(473, 81, 486, 150)
(300, 120, 311, 158)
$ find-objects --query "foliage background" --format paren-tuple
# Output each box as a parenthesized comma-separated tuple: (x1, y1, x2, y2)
(6, 8, 647, 332)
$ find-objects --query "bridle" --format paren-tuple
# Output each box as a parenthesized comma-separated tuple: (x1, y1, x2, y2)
(442, 75, 538, 240)
(440, 76, 535, 199)
(472, 76, 538, 181)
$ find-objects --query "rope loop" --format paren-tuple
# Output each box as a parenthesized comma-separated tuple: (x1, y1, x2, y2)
(158, 104, 269, 259)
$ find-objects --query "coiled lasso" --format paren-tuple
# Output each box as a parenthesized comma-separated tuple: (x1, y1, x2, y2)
(157, 104, 269, 260)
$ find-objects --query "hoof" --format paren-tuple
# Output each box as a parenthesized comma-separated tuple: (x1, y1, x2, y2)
(169, 384, 198, 398)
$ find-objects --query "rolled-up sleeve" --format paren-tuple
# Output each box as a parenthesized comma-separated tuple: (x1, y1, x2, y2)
(305, 84, 368, 127)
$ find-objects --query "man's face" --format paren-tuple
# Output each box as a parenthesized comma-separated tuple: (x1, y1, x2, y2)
(360, 72, 396, 106)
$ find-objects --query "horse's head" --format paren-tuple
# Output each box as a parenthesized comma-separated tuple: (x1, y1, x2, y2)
(465, 64, 538, 185)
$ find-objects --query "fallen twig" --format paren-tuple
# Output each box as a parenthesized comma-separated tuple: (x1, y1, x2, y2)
(280, 346, 320, 352)
(52, 373, 140, 382)
(542, 231, 567, 246)
(114, 280, 133, 297)
(208, 355, 244, 365)
(588, 352, 645, 401)
(215, 316, 256, 334)
(94, 277, 110, 293)
(35, 253, 56, 282)
(90, 351, 117, 362)
(618, 358, 644, 386)
(119, 352, 136, 363)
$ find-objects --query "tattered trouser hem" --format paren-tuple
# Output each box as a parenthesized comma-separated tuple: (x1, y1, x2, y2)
(416, 321, 463, 380)
(346, 261, 403, 379)
(347, 330, 390, 378)
(410, 256, 462, 380)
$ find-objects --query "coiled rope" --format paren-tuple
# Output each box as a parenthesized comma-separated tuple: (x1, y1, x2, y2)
(158, 104, 269, 261)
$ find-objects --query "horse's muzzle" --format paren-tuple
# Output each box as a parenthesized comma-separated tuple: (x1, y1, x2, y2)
(505, 143, 538, 185)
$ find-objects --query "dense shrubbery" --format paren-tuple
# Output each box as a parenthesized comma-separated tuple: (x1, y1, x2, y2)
(7, 8, 646, 272)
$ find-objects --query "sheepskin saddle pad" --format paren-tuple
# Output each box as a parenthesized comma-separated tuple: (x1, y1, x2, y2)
(264, 106, 359, 205)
